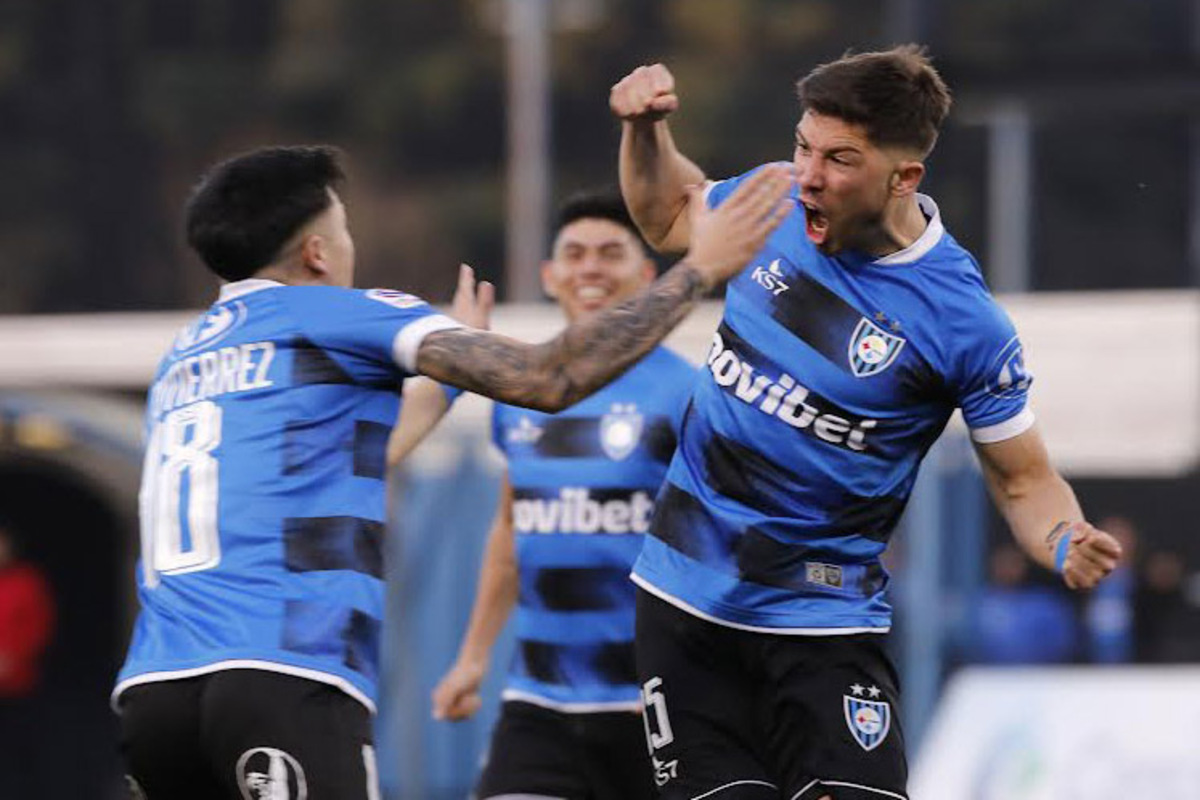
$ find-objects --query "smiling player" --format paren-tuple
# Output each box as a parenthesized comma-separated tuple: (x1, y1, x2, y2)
(432, 191, 695, 800)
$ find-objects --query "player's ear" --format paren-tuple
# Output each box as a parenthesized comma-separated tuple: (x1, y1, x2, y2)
(890, 160, 925, 199)
(540, 259, 560, 299)
(300, 234, 331, 277)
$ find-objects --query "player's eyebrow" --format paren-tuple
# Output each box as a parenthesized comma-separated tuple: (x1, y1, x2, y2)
(825, 144, 863, 158)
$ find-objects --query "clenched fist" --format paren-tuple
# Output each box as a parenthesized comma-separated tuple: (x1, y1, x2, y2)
(1054, 521, 1123, 591)
(610, 63, 679, 122)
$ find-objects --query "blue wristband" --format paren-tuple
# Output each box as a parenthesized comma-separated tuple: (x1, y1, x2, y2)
(1053, 528, 1073, 573)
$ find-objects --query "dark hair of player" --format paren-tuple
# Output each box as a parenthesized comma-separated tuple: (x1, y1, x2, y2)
(185, 145, 346, 282)
(553, 189, 647, 250)
(796, 45, 952, 157)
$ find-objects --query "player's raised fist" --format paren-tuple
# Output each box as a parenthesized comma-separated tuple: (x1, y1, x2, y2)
(1058, 521, 1123, 591)
(610, 64, 679, 122)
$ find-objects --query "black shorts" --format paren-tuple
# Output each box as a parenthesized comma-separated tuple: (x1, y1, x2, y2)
(635, 590, 908, 800)
(476, 700, 654, 800)
(117, 669, 378, 800)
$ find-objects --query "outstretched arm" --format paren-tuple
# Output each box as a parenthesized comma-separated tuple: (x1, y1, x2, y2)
(975, 425, 1122, 590)
(387, 265, 496, 465)
(431, 475, 517, 721)
(612, 63, 706, 253)
(416, 164, 793, 412)
(386, 378, 451, 466)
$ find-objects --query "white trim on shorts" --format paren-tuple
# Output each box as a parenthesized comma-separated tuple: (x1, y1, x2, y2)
(691, 780, 778, 800)
(501, 688, 642, 714)
(111, 661, 375, 714)
(818, 780, 908, 799)
(632, 574, 890, 636)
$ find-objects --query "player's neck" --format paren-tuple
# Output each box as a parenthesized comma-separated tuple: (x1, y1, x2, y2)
(864, 195, 927, 258)
(251, 263, 330, 288)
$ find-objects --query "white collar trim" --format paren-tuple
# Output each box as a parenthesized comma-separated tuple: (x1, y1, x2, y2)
(218, 278, 285, 302)
(872, 194, 943, 266)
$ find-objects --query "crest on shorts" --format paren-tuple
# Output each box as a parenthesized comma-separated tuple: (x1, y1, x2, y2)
(844, 686, 891, 752)
(237, 747, 308, 800)
(600, 403, 643, 461)
(848, 317, 905, 377)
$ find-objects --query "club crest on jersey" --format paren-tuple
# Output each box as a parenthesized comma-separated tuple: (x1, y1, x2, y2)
(365, 288, 426, 310)
(237, 747, 308, 800)
(506, 416, 544, 445)
(174, 301, 247, 355)
(600, 403, 643, 461)
(844, 686, 891, 752)
(848, 317, 906, 377)
(986, 336, 1033, 399)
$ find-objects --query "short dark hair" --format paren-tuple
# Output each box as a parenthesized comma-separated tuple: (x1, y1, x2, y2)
(185, 145, 346, 282)
(553, 189, 646, 249)
(797, 45, 952, 156)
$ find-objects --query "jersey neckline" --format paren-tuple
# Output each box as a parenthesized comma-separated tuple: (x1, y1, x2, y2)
(218, 278, 286, 302)
(871, 194, 944, 266)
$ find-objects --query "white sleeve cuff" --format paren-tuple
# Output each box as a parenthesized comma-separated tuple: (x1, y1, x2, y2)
(392, 314, 463, 374)
(969, 407, 1036, 444)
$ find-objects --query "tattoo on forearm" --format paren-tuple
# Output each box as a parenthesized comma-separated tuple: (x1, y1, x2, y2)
(1045, 520, 1072, 548)
(417, 263, 707, 411)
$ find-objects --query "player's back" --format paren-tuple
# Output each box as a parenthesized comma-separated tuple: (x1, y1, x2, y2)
(114, 279, 456, 711)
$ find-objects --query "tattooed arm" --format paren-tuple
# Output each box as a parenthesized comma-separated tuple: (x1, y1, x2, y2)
(417, 263, 706, 411)
(415, 163, 793, 412)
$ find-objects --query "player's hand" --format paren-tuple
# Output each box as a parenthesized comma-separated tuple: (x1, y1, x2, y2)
(1058, 521, 1123, 590)
(684, 164, 794, 289)
(610, 64, 679, 123)
(450, 263, 495, 330)
(431, 657, 487, 721)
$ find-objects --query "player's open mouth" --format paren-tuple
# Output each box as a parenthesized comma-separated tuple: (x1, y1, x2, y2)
(802, 203, 829, 245)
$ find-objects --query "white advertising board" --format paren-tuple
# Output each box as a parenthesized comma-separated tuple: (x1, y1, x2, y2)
(911, 667, 1200, 800)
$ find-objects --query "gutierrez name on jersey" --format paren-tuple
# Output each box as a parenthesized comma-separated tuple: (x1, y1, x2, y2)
(706, 331, 877, 452)
(149, 342, 276, 418)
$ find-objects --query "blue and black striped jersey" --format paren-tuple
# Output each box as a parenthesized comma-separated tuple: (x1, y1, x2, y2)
(113, 278, 460, 712)
(495, 346, 695, 711)
(633, 165, 1034, 633)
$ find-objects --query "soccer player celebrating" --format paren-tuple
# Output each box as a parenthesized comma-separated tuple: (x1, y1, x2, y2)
(610, 47, 1122, 799)
(112, 146, 791, 799)
(431, 191, 695, 800)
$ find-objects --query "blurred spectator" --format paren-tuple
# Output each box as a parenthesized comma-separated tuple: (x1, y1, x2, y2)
(1135, 548, 1192, 662)
(1083, 515, 1137, 663)
(969, 544, 1078, 664)
(0, 523, 56, 798)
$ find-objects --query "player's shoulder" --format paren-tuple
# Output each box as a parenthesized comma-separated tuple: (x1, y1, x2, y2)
(277, 285, 429, 307)
(270, 285, 438, 332)
(705, 161, 795, 208)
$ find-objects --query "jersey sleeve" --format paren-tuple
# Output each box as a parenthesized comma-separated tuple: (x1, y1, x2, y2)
(950, 300, 1036, 443)
(280, 287, 461, 381)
